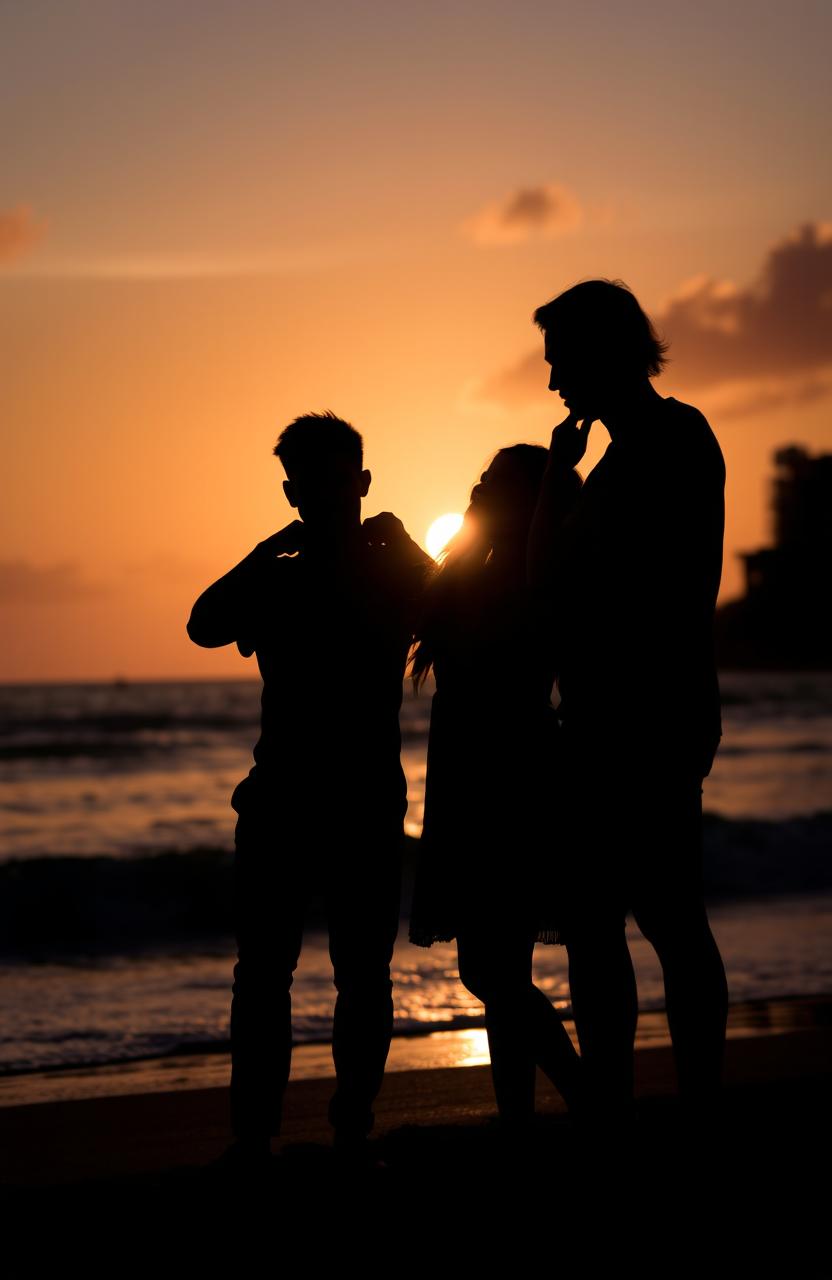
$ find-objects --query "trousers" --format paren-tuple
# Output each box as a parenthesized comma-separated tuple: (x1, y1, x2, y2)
(229, 804, 402, 1141)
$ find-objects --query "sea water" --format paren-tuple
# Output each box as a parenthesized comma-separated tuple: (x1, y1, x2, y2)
(1, 672, 830, 1081)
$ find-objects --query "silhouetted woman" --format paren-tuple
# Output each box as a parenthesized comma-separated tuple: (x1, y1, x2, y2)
(409, 444, 584, 1131)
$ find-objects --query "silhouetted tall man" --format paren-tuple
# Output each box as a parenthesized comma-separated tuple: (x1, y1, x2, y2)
(187, 412, 429, 1166)
(529, 280, 728, 1122)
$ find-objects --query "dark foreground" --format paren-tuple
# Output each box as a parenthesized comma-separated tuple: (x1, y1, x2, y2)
(1, 1029, 829, 1273)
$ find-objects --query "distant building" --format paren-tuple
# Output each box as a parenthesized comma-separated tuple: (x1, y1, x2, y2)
(716, 445, 832, 668)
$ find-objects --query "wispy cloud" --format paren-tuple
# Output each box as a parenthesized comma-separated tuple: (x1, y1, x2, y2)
(6, 252, 301, 281)
(693, 371, 832, 422)
(462, 183, 583, 245)
(0, 561, 109, 603)
(475, 349, 545, 408)
(0, 206, 44, 265)
(2, 242, 386, 282)
(475, 222, 832, 416)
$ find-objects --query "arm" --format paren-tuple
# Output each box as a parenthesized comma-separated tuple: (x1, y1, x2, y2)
(186, 522, 304, 649)
(363, 512, 434, 629)
(363, 511, 433, 571)
(527, 414, 590, 592)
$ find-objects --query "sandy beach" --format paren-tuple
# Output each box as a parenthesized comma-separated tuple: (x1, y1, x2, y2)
(2, 683, 830, 1266)
(1, 1003, 828, 1270)
(0, 1025, 827, 1182)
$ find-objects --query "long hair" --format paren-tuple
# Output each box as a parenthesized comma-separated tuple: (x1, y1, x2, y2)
(410, 444, 552, 690)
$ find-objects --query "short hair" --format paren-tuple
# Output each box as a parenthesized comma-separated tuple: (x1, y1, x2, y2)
(533, 279, 668, 379)
(273, 410, 364, 474)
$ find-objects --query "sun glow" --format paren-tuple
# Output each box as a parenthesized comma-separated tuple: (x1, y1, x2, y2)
(426, 512, 464, 560)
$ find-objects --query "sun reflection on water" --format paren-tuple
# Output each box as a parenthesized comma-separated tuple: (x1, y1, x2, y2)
(453, 1028, 491, 1067)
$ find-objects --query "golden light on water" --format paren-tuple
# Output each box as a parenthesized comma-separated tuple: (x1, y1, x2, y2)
(426, 512, 464, 560)
(454, 1028, 491, 1068)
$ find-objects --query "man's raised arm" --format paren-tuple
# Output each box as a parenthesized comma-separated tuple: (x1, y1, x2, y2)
(363, 512, 433, 570)
(187, 522, 304, 649)
(527, 413, 590, 592)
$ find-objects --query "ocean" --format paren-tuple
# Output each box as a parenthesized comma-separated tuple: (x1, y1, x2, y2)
(1, 672, 830, 1092)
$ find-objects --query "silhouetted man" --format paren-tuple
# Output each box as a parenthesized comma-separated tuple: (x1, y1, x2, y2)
(187, 412, 430, 1168)
(529, 280, 728, 1124)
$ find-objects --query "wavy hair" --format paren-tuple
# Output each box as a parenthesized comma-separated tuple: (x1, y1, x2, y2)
(410, 444, 563, 690)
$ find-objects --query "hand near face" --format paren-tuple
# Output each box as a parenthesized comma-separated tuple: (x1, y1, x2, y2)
(549, 413, 594, 469)
(255, 521, 306, 558)
(363, 512, 407, 547)
(364, 512, 433, 569)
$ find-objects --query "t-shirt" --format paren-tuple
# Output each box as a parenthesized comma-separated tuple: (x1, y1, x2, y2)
(233, 537, 427, 825)
(553, 397, 725, 775)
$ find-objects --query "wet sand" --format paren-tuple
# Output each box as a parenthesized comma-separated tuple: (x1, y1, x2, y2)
(1, 1009, 828, 1271)
(0, 1025, 826, 1172)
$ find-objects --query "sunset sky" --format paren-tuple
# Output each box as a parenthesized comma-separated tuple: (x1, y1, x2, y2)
(3, 0, 831, 680)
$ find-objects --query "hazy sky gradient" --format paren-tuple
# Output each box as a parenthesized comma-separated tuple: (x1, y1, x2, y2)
(3, 0, 830, 678)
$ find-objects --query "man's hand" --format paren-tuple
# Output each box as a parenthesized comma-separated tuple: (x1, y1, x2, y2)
(364, 512, 433, 570)
(363, 512, 407, 548)
(549, 413, 594, 469)
(255, 521, 305, 559)
(528, 414, 591, 590)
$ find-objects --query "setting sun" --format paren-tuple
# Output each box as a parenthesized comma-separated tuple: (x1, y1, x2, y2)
(426, 513, 464, 560)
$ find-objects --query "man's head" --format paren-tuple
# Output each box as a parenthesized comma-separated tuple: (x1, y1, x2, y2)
(533, 279, 668, 419)
(274, 411, 371, 533)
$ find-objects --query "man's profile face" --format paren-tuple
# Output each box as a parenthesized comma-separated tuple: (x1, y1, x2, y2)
(283, 456, 371, 532)
(544, 330, 599, 420)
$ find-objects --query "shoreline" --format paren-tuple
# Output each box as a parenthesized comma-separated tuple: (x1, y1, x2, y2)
(1, 1000, 828, 1270)
(1, 993, 828, 1109)
(0, 1018, 829, 1198)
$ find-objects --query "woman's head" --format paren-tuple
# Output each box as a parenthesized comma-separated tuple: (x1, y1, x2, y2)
(468, 444, 549, 546)
(410, 442, 569, 690)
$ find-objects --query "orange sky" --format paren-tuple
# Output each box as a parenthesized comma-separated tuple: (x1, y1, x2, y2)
(2, 1, 831, 680)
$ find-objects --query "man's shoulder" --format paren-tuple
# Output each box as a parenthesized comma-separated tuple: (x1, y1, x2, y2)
(661, 397, 725, 478)
(662, 395, 715, 433)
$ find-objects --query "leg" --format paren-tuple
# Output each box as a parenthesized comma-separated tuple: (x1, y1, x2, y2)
(631, 781, 728, 1110)
(458, 927, 583, 1123)
(558, 746, 638, 1117)
(229, 814, 306, 1143)
(325, 835, 402, 1140)
(457, 927, 536, 1125)
(526, 982, 584, 1112)
(565, 919, 638, 1115)
(632, 897, 727, 1109)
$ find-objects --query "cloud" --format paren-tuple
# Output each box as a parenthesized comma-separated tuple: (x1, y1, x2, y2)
(699, 371, 832, 421)
(0, 556, 212, 609)
(0, 561, 109, 603)
(124, 553, 215, 586)
(14, 252, 284, 281)
(659, 222, 832, 388)
(475, 222, 832, 414)
(5, 242, 389, 282)
(477, 349, 546, 408)
(463, 183, 583, 245)
(0, 206, 44, 265)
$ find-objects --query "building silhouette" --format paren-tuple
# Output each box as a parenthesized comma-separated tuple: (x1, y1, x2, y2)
(716, 445, 832, 668)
